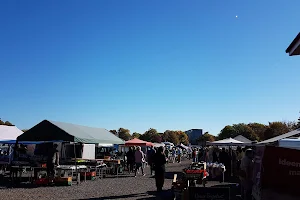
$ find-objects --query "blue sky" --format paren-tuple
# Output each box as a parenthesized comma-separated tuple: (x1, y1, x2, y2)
(0, 0, 299, 135)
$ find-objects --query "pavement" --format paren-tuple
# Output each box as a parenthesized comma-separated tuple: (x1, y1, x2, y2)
(0, 159, 241, 200)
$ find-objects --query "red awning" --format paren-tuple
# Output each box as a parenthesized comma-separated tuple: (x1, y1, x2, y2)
(125, 138, 153, 147)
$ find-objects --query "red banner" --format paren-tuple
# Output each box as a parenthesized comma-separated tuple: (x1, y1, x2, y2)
(262, 146, 300, 196)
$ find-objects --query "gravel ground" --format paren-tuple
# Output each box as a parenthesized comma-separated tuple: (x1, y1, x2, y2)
(0, 160, 191, 200)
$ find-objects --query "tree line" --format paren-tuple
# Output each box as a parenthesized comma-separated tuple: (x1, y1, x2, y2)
(0, 119, 14, 126)
(198, 120, 300, 143)
(0, 118, 28, 132)
(109, 128, 190, 145)
(3, 116, 299, 144)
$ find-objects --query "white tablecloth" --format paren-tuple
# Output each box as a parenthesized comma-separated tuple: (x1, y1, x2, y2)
(57, 165, 87, 170)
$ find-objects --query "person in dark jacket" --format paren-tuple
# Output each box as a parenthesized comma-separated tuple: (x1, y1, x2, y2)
(147, 146, 156, 176)
(219, 148, 230, 181)
(153, 147, 167, 192)
(126, 147, 135, 174)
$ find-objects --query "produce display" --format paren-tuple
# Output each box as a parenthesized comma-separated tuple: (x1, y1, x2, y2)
(183, 162, 208, 182)
(172, 162, 209, 199)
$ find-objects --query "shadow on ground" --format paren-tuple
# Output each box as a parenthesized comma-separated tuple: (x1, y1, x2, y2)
(79, 190, 174, 200)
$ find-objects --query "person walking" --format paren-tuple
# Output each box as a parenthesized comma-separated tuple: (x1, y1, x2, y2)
(164, 148, 169, 163)
(47, 144, 59, 183)
(171, 148, 176, 163)
(147, 146, 156, 176)
(134, 146, 145, 177)
(177, 148, 182, 163)
(153, 147, 167, 192)
(192, 149, 197, 163)
(126, 147, 135, 174)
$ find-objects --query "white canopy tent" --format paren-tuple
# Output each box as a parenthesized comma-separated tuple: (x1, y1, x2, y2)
(153, 143, 165, 148)
(207, 137, 250, 146)
(0, 125, 23, 141)
(178, 143, 189, 150)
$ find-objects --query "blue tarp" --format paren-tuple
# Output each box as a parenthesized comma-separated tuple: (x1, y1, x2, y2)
(0, 140, 64, 144)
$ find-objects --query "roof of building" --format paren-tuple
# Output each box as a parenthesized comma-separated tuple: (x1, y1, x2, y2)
(286, 32, 300, 55)
(233, 135, 252, 143)
(17, 120, 124, 144)
(0, 125, 23, 141)
(257, 129, 300, 145)
(125, 138, 153, 146)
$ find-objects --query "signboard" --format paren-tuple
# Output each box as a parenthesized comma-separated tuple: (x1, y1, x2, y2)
(188, 187, 230, 200)
(262, 146, 300, 196)
(252, 146, 266, 200)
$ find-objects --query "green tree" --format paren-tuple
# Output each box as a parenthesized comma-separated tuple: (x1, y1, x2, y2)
(177, 131, 189, 145)
(109, 130, 118, 136)
(117, 128, 132, 141)
(151, 135, 162, 143)
(264, 122, 289, 140)
(132, 132, 141, 139)
(218, 124, 258, 141)
(22, 129, 28, 132)
(218, 125, 236, 140)
(140, 128, 159, 142)
(0, 120, 4, 125)
(162, 130, 180, 145)
(248, 123, 267, 141)
(283, 121, 298, 131)
(4, 121, 13, 126)
(232, 123, 259, 141)
(198, 132, 215, 142)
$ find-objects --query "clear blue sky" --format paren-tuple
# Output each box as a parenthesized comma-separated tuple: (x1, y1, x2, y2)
(0, 0, 299, 135)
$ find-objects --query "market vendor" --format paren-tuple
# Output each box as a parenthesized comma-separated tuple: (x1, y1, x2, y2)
(47, 144, 59, 182)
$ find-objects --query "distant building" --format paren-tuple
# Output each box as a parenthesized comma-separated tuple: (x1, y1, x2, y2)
(185, 129, 203, 145)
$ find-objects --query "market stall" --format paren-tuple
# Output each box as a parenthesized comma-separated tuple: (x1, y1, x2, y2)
(125, 138, 153, 147)
(119, 138, 153, 153)
(252, 129, 300, 200)
(0, 126, 24, 171)
(206, 138, 249, 182)
(207, 137, 249, 146)
(15, 120, 124, 185)
(172, 162, 209, 199)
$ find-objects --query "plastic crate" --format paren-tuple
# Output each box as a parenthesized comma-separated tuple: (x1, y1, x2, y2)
(34, 178, 49, 185)
(54, 177, 72, 186)
(80, 172, 96, 180)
